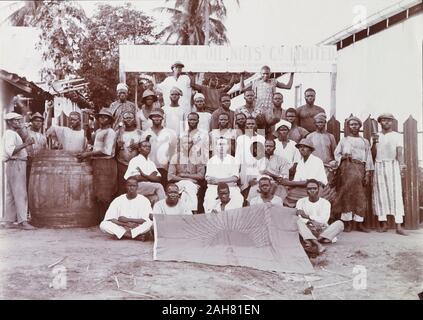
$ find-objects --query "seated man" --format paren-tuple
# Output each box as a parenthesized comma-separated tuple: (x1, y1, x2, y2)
(168, 135, 205, 214)
(249, 176, 283, 205)
(208, 182, 243, 213)
(296, 179, 344, 255)
(283, 138, 328, 208)
(153, 183, 193, 215)
(204, 138, 244, 213)
(124, 139, 165, 205)
(99, 178, 153, 241)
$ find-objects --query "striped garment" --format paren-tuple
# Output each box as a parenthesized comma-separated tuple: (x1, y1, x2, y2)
(372, 160, 404, 219)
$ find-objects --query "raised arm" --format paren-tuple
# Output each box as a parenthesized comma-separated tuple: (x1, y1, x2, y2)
(189, 73, 203, 91)
(220, 74, 235, 93)
(239, 72, 252, 93)
(276, 72, 294, 89)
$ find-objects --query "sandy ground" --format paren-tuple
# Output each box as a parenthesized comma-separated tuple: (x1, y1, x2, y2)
(0, 226, 422, 300)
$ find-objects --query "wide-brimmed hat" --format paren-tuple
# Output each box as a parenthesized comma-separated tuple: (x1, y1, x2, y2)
(148, 108, 164, 119)
(95, 108, 114, 119)
(171, 61, 185, 69)
(4, 112, 23, 120)
(275, 119, 292, 131)
(142, 89, 158, 102)
(296, 138, 315, 151)
(377, 113, 395, 123)
(30, 112, 44, 121)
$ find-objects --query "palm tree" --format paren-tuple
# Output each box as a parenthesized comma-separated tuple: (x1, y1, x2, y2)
(156, 0, 236, 45)
(4, 0, 45, 26)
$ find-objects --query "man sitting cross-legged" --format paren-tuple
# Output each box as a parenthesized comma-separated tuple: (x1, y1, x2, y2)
(99, 177, 153, 241)
(296, 179, 344, 255)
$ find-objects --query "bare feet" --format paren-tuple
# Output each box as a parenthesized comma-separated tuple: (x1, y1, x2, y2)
(19, 221, 36, 230)
(396, 228, 408, 236)
(356, 223, 370, 233)
(344, 221, 352, 232)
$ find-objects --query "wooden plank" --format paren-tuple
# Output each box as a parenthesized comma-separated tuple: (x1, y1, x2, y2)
(403, 116, 419, 230)
(326, 116, 340, 144)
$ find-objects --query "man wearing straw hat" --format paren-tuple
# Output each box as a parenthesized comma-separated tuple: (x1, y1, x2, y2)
(333, 116, 374, 233)
(1, 112, 36, 230)
(77, 108, 117, 220)
(371, 113, 407, 236)
(136, 89, 157, 131)
(109, 82, 136, 131)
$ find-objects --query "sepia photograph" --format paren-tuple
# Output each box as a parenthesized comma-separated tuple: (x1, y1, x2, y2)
(0, 0, 422, 306)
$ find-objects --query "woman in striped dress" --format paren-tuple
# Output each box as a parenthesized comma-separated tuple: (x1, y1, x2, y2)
(371, 113, 407, 236)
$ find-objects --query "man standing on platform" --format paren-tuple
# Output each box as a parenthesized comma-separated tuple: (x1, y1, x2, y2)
(109, 83, 137, 131)
(235, 90, 261, 120)
(211, 94, 235, 130)
(372, 113, 407, 236)
(115, 111, 143, 195)
(76, 108, 117, 220)
(1, 113, 36, 230)
(296, 88, 326, 132)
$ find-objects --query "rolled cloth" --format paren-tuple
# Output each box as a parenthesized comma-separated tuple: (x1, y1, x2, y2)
(170, 87, 183, 96)
(117, 83, 128, 92)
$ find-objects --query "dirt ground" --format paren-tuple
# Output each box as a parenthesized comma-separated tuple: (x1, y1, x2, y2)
(0, 226, 422, 300)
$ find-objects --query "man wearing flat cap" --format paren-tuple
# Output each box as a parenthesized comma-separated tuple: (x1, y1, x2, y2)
(109, 83, 137, 131)
(77, 108, 118, 221)
(156, 61, 192, 115)
(371, 113, 407, 235)
(333, 116, 374, 232)
(1, 113, 36, 230)
(283, 138, 328, 208)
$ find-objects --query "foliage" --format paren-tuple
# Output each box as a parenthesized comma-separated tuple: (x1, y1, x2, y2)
(78, 3, 159, 109)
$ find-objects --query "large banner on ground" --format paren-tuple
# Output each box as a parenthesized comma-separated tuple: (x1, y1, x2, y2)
(119, 45, 337, 73)
(153, 203, 314, 274)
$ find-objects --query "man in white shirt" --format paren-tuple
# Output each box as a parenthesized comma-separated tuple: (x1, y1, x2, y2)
(124, 139, 165, 205)
(273, 119, 301, 167)
(296, 179, 344, 255)
(249, 177, 283, 206)
(284, 138, 328, 208)
(208, 182, 243, 213)
(163, 87, 186, 136)
(1, 113, 36, 230)
(156, 61, 192, 115)
(100, 178, 153, 241)
(153, 184, 192, 215)
(204, 138, 244, 213)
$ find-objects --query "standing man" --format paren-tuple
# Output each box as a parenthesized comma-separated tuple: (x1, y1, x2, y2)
(249, 177, 284, 206)
(156, 61, 192, 115)
(285, 108, 309, 143)
(136, 89, 157, 131)
(273, 120, 301, 167)
(204, 138, 243, 213)
(296, 88, 326, 133)
(190, 74, 235, 113)
(234, 112, 247, 135)
(372, 113, 407, 235)
(141, 108, 177, 184)
(208, 182, 243, 213)
(99, 177, 153, 241)
(46, 108, 87, 153)
(124, 139, 165, 205)
(209, 113, 237, 157)
(333, 116, 374, 233)
(296, 179, 344, 254)
(181, 112, 209, 165)
(163, 87, 186, 136)
(109, 83, 137, 131)
(115, 111, 143, 195)
(1, 113, 35, 230)
(191, 93, 211, 132)
(153, 184, 193, 215)
(307, 113, 337, 166)
(235, 90, 261, 120)
(240, 67, 294, 125)
(76, 108, 117, 220)
(210, 94, 235, 130)
(25, 112, 47, 186)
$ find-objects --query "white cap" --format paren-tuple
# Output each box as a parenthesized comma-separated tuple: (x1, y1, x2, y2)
(194, 92, 205, 101)
(4, 112, 23, 120)
(116, 83, 128, 92)
(275, 119, 292, 131)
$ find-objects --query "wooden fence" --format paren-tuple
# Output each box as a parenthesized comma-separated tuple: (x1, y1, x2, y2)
(326, 114, 421, 230)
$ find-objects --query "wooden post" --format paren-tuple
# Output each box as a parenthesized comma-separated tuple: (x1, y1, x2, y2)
(329, 64, 337, 118)
(363, 116, 378, 229)
(403, 116, 419, 230)
(327, 115, 340, 143)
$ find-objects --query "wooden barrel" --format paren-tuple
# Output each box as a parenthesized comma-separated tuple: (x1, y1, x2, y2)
(28, 150, 98, 228)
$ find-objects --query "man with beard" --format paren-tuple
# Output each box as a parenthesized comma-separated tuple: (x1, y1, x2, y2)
(333, 116, 374, 233)
(153, 183, 192, 215)
(209, 112, 237, 157)
(108, 83, 137, 131)
(249, 177, 284, 205)
(211, 94, 235, 130)
(116, 111, 143, 195)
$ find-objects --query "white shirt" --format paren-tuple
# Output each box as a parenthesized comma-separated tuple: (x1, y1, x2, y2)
(153, 199, 192, 215)
(207, 198, 243, 213)
(296, 197, 331, 226)
(186, 112, 211, 132)
(46, 126, 86, 153)
(163, 105, 186, 136)
(206, 154, 240, 182)
(294, 154, 328, 185)
(374, 131, 402, 162)
(250, 195, 283, 206)
(2, 129, 27, 161)
(157, 74, 192, 114)
(124, 154, 161, 180)
(141, 127, 177, 169)
(274, 139, 301, 166)
(103, 194, 152, 222)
